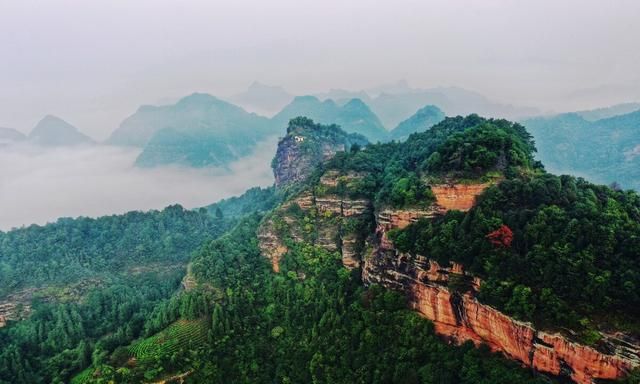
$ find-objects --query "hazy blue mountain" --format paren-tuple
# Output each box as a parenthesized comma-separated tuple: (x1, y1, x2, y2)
(229, 81, 294, 116)
(132, 93, 278, 168)
(389, 105, 445, 141)
(272, 96, 388, 142)
(523, 109, 640, 190)
(575, 102, 640, 121)
(370, 86, 538, 128)
(317, 84, 537, 129)
(28, 115, 93, 146)
(0, 127, 26, 146)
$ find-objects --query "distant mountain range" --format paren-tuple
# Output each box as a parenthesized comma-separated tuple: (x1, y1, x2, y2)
(229, 80, 538, 129)
(1, 115, 93, 147)
(6, 82, 638, 191)
(522, 107, 640, 190)
(228, 81, 294, 117)
(316, 83, 539, 128)
(272, 96, 388, 142)
(388, 105, 445, 141)
(0, 127, 26, 146)
(108, 93, 277, 168)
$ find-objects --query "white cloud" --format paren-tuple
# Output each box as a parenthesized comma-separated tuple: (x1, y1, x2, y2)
(0, 140, 277, 231)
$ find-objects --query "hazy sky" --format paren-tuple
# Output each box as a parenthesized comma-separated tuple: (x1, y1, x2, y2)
(1, 0, 639, 139)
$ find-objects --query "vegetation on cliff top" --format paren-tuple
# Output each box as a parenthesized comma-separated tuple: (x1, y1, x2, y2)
(390, 168, 640, 339)
(318, 114, 538, 209)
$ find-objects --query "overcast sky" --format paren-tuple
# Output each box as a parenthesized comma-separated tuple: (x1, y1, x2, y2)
(1, 0, 639, 139)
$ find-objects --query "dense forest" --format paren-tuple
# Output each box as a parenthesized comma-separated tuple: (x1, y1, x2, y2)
(2, 114, 639, 383)
(0, 205, 227, 297)
(0, 205, 229, 383)
(389, 173, 640, 338)
(82, 215, 554, 384)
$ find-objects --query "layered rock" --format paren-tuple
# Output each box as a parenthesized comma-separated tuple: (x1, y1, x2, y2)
(272, 119, 367, 187)
(431, 182, 492, 211)
(259, 171, 371, 271)
(363, 187, 640, 383)
(274, 136, 345, 187)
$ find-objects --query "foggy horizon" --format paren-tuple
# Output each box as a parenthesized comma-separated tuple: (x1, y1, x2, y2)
(2, 0, 640, 139)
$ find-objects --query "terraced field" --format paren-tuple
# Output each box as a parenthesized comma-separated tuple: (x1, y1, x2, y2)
(128, 318, 209, 362)
(70, 367, 94, 384)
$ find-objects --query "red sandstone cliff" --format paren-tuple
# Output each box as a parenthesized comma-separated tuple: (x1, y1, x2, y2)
(258, 169, 640, 382)
(363, 183, 640, 383)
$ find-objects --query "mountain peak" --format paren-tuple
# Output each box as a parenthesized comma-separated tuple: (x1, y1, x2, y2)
(29, 115, 93, 146)
(176, 92, 223, 106)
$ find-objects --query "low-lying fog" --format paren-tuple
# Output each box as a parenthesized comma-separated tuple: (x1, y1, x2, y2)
(0, 140, 277, 231)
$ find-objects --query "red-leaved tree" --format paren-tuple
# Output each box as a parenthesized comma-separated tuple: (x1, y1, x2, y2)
(486, 225, 513, 248)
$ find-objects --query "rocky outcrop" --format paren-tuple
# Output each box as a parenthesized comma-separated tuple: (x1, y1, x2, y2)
(272, 119, 367, 187)
(411, 281, 638, 383)
(363, 191, 640, 383)
(259, 165, 640, 382)
(0, 289, 37, 327)
(259, 171, 371, 271)
(430, 182, 492, 211)
(274, 135, 345, 187)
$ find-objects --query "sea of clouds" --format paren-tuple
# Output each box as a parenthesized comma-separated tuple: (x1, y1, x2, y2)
(0, 139, 277, 231)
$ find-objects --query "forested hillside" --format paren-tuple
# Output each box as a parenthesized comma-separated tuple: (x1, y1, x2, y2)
(2, 115, 639, 384)
(523, 109, 640, 190)
(0, 205, 228, 383)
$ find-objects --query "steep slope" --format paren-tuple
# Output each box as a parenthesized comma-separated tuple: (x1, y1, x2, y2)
(28, 115, 93, 146)
(523, 109, 640, 190)
(260, 115, 640, 383)
(108, 93, 278, 168)
(272, 96, 388, 142)
(389, 105, 445, 141)
(272, 117, 368, 187)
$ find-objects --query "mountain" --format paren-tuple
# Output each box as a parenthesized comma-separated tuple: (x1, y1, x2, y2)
(369, 86, 538, 128)
(108, 93, 278, 168)
(272, 96, 388, 142)
(0, 127, 26, 146)
(389, 105, 445, 141)
(228, 81, 294, 116)
(522, 109, 640, 190)
(575, 102, 640, 121)
(316, 84, 538, 129)
(272, 116, 368, 187)
(4, 114, 640, 384)
(261, 115, 640, 383)
(28, 115, 93, 146)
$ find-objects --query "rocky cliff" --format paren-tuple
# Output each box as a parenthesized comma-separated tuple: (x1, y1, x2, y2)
(363, 194, 640, 384)
(272, 117, 367, 187)
(259, 170, 371, 271)
(261, 118, 640, 382)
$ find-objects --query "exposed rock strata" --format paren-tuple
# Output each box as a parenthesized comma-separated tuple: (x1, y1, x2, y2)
(259, 162, 640, 383)
(363, 188, 639, 383)
(430, 183, 492, 211)
(259, 172, 371, 271)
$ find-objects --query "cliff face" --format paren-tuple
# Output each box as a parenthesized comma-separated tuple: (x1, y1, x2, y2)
(430, 182, 492, 211)
(363, 188, 640, 384)
(262, 125, 639, 382)
(272, 118, 367, 187)
(273, 136, 345, 187)
(259, 170, 371, 271)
